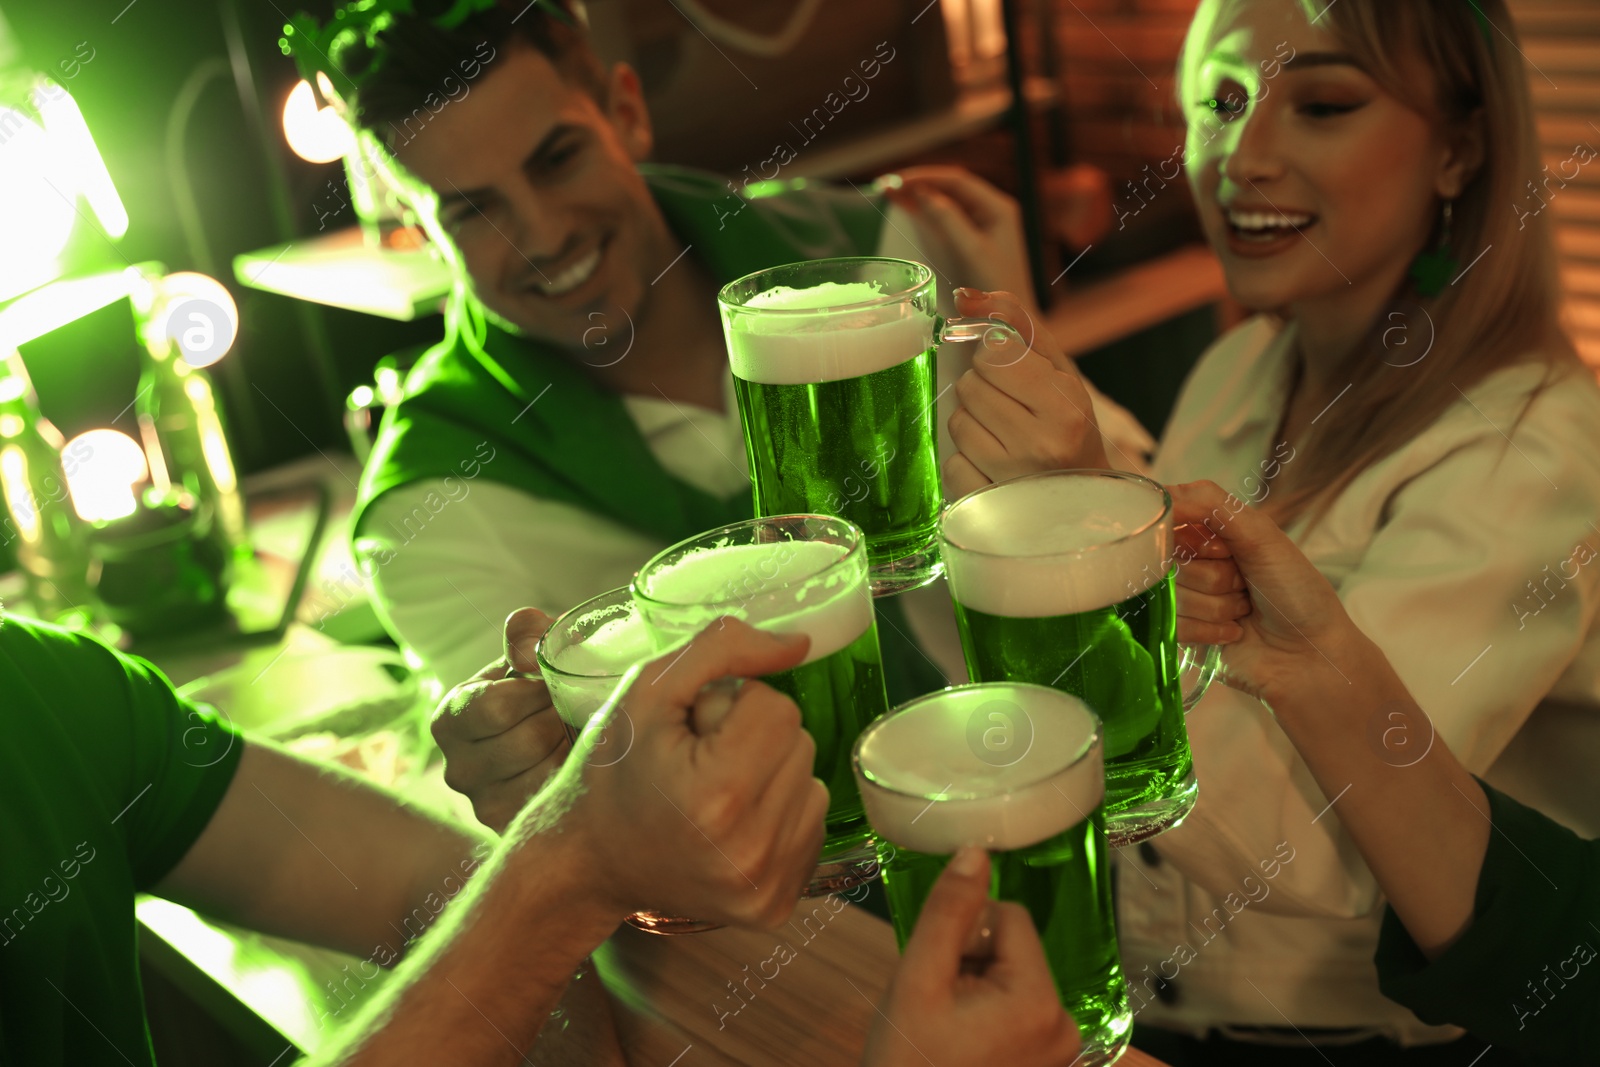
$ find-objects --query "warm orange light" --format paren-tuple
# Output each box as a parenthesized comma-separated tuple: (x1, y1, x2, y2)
(282, 79, 352, 165)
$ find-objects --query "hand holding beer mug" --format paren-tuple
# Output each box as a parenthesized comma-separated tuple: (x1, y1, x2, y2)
(545, 617, 830, 930)
(432, 608, 571, 834)
(863, 847, 1083, 1067)
(633, 515, 889, 894)
(1167, 480, 1352, 701)
(941, 470, 1221, 847)
(718, 257, 1032, 595)
(943, 288, 1110, 499)
(854, 684, 1132, 1064)
(536, 587, 722, 934)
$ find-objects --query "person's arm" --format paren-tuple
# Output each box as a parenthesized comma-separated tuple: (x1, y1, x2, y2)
(153, 741, 489, 958)
(152, 733, 621, 1064)
(1172, 479, 1600, 1058)
(1167, 481, 1488, 954)
(1153, 404, 1600, 919)
(304, 618, 829, 1065)
(355, 478, 661, 688)
(303, 805, 623, 1066)
(1372, 783, 1600, 1059)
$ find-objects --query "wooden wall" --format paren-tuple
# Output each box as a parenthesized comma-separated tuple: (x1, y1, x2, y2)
(1051, 0, 1195, 176)
(1510, 0, 1600, 368)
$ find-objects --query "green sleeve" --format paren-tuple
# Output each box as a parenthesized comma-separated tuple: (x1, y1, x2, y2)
(8, 620, 246, 890)
(1374, 779, 1600, 1059)
(118, 672, 245, 891)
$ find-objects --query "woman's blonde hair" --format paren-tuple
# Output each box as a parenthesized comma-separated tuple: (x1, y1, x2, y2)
(1178, 0, 1579, 530)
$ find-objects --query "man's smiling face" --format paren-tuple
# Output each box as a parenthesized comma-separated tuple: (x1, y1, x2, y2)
(394, 47, 673, 349)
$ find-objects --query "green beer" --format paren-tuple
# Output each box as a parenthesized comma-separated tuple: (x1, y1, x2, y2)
(730, 349, 940, 570)
(942, 470, 1216, 848)
(956, 578, 1193, 839)
(719, 259, 945, 595)
(760, 621, 889, 831)
(854, 683, 1132, 1064)
(633, 515, 889, 892)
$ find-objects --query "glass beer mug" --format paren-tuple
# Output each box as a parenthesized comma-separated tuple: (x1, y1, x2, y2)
(718, 256, 1026, 597)
(940, 469, 1221, 846)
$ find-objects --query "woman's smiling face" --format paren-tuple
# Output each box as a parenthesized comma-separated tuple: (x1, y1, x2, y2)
(1183, 0, 1462, 314)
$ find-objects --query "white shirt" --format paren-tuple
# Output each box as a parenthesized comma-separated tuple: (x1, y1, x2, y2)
(356, 207, 1157, 688)
(1122, 316, 1600, 1041)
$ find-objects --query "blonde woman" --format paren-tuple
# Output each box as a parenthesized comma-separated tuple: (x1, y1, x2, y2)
(944, 0, 1600, 1062)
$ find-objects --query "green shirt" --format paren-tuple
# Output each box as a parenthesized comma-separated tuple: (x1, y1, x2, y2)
(0, 615, 243, 1066)
(1374, 780, 1600, 1061)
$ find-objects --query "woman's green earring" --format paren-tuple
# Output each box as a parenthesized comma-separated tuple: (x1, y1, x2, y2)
(1410, 200, 1459, 297)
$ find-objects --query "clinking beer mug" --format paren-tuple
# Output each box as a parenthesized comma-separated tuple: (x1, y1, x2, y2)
(632, 514, 889, 895)
(535, 586, 722, 935)
(854, 683, 1133, 1065)
(717, 256, 1028, 597)
(940, 469, 1221, 848)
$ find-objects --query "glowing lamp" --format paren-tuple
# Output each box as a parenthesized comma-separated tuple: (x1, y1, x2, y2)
(282, 79, 353, 165)
(32, 81, 128, 241)
(0, 106, 78, 301)
(63, 428, 148, 523)
(156, 272, 239, 367)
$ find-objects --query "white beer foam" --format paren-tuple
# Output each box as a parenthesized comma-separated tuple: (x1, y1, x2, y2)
(747, 281, 883, 311)
(550, 610, 654, 678)
(858, 685, 1104, 854)
(944, 474, 1171, 617)
(640, 540, 872, 664)
(726, 281, 935, 386)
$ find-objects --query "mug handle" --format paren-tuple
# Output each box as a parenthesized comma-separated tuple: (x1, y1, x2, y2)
(939, 315, 1025, 348)
(1178, 644, 1221, 712)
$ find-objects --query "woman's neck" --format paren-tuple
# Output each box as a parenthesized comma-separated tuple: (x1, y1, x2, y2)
(1286, 253, 1416, 399)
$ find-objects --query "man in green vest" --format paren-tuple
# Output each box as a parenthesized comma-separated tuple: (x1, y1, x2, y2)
(298, 0, 1142, 821)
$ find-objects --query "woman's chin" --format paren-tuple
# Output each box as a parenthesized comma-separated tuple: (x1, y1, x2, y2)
(1219, 268, 1332, 315)
(1224, 283, 1299, 314)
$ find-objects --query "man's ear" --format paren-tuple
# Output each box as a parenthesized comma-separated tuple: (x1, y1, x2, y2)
(605, 62, 652, 162)
(1436, 106, 1486, 200)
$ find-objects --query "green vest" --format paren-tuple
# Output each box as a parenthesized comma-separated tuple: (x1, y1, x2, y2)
(354, 164, 945, 705)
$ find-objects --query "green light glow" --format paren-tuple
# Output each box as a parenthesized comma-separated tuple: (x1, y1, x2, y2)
(0, 445, 41, 541)
(0, 106, 76, 302)
(136, 896, 332, 1053)
(0, 270, 133, 352)
(183, 372, 238, 493)
(33, 79, 129, 241)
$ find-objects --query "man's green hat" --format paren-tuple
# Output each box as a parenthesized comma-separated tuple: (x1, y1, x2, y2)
(279, 0, 577, 108)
